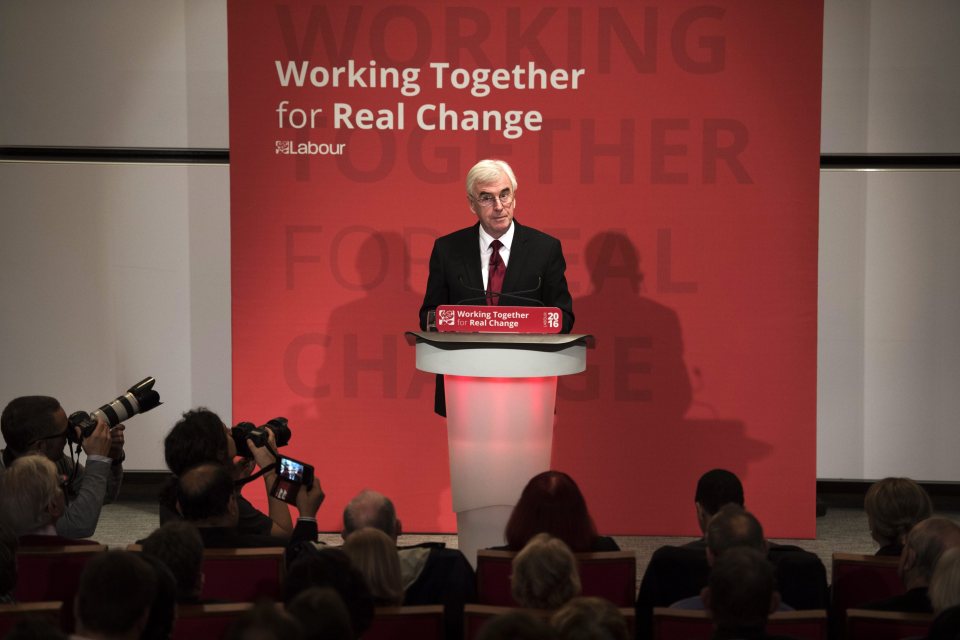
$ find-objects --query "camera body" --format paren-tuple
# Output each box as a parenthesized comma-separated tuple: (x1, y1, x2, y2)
(270, 454, 315, 504)
(231, 417, 291, 458)
(66, 377, 161, 444)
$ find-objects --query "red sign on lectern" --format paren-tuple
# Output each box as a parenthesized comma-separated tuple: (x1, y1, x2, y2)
(435, 306, 562, 334)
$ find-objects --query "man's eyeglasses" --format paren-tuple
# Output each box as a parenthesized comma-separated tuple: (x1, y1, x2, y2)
(473, 189, 514, 208)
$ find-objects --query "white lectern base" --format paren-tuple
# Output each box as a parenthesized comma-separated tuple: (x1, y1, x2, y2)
(456, 505, 512, 569)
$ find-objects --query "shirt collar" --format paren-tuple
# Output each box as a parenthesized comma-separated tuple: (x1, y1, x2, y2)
(478, 221, 515, 252)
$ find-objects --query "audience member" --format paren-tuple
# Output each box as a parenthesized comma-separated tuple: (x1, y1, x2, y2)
(511, 533, 582, 609)
(225, 600, 304, 640)
(343, 526, 404, 606)
(864, 477, 933, 557)
(1, 395, 123, 538)
(475, 610, 558, 640)
(670, 505, 783, 611)
(286, 586, 354, 640)
(140, 554, 178, 640)
(0, 454, 100, 546)
(863, 517, 960, 613)
(683, 469, 745, 551)
(550, 596, 630, 640)
(171, 461, 322, 554)
(635, 471, 827, 640)
(140, 520, 205, 603)
(703, 547, 787, 640)
(74, 550, 157, 640)
(283, 547, 375, 637)
(160, 408, 292, 537)
(926, 548, 960, 640)
(503, 471, 618, 553)
(3, 619, 67, 640)
(341, 488, 476, 638)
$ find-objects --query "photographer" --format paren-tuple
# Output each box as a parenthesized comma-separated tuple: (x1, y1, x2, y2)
(161, 408, 293, 537)
(0, 395, 125, 539)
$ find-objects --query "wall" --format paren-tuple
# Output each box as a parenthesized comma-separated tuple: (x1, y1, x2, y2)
(1, 0, 958, 481)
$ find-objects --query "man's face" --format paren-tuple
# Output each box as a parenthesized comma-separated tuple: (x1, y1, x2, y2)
(470, 172, 515, 239)
(36, 407, 69, 462)
(224, 422, 237, 459)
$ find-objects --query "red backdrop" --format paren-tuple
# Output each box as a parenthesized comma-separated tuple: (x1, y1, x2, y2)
(227, 0, 823, 537)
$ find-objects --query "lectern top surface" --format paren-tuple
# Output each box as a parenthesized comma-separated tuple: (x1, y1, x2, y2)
(404, 331, 594, 350)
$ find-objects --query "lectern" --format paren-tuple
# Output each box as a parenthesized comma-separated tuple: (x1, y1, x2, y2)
(405, 331, 592, 564)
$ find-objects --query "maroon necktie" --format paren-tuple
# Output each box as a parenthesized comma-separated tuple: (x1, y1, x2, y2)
(487, 239, 505, 306)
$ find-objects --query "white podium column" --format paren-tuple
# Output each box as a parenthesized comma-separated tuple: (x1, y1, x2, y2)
(406, 332, 591, 565)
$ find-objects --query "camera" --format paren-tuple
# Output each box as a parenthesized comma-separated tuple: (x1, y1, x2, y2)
(67, 377, 162, 444)
(270, 454, 315, 504)
(231, 417, 291, 458)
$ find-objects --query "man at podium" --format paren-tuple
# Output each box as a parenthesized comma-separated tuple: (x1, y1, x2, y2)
(418, 158, 575, 415)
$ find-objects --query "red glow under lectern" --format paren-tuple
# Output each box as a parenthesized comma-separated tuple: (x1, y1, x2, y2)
(405, 332, 593, 564)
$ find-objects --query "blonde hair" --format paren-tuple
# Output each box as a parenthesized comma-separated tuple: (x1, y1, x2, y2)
(511, 533, 581, 609)
(343, 527, 403, 606)
(0, 454, 60, 535)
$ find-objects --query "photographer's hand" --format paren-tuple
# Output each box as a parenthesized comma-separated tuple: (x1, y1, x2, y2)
(295, 476, 325, 519)
(108, 423, 126, 463)
(247, 427, 278, 470)
(80, 418, 112, 458)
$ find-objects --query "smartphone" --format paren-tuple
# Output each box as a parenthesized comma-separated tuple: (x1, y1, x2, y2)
(269, 455, 315, 504)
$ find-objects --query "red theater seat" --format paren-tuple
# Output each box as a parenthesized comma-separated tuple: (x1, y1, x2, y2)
(0, 601, 62, 636)
(173, 602, 254, 640)
(15, 544, 107, 631)
(831, 552, 903, 635)
(476, 549, 637, 607)
(652, 607, 827, 640)
(845, 608, 933, 640)
(364, 605, 445, 640)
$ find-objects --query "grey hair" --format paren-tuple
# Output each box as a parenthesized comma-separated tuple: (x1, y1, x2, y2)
(0, 454, 60, 535)
(465, 159, 518, 197)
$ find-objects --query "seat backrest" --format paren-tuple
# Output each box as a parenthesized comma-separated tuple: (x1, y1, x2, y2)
(652, 608, 828, 640)
(831, 553, 903, 612)
(14, 545, 107, 603)
(365, 605, 445, 640)
(200, 547, 285, 601)
(476, 550, 637, 607)
(0, 601, 62, 637)
(845, 608, 934, 640)
(173, 602, 254, 640)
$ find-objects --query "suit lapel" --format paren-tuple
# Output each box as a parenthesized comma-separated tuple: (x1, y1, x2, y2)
(501, 220, 527, 296)
(458, 223, 484, 294)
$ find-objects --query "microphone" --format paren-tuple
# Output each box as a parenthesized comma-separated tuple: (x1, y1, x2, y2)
(455, 275, 544, 306)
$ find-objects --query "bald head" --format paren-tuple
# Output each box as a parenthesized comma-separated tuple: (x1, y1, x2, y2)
(343, 490, 399, 540)
(176, 463, 237, 525)
(706, 505, 765, 559)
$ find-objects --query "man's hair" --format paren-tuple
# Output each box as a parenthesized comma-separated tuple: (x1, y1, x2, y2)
(550, 596, 630, 640)
(505, 470, 599, 553)
(76, 551, 157, 636)
(705, 504, 765, 556)
(140, 554, 178, 640)
(141, 520, 204, 599)
(511, 533, 582, 609)
(930, 547, 960, 613)
(164, 408, 231, 476)
(225, 600, 304, 640)
(176, 463, 235, 522)
(287, 587, 354, 640)
(466, 159, 518, 197)
(475, 610, 557, 640)
(904, 517, 960, 584)
(707, 546, 776, 630)
(695, 469, 744, 516)
(343, 527, 403, 606)
(864, 477, 932, 547)
(0, 454, 60, 535)
(283, 548, 375, 637)
(342, 489, 397, 538)
(1, 396, 61, 454)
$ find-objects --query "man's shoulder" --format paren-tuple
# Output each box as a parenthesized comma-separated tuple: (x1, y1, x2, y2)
(434, 224, 479, 245)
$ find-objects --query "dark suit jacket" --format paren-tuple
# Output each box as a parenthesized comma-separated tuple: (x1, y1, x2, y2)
(419, 220, 574, 415)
